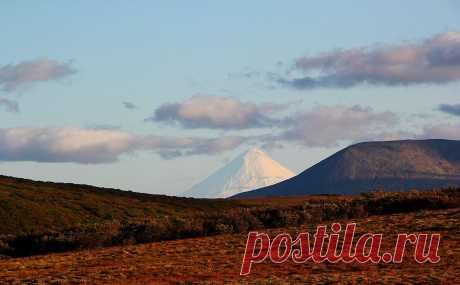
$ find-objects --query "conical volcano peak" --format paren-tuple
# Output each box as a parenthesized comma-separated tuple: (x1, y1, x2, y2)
(184, 147, 295, 198)
(241, 147, 268, 161)
(245, 147, 265, 155)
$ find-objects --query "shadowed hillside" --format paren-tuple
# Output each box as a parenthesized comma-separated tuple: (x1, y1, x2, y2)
(234, 139, 460, 198)
(0, 173, 459, 257)
(0, 175, 243, 236)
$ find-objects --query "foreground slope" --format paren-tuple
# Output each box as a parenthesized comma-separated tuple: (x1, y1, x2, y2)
(1, 208, 458, 284)
(1, 172, 457, 258)
(234, 139, 460, 198)
(184, 147, 294, 198)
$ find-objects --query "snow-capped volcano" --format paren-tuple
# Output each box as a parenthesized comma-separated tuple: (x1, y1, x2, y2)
(183, 147, 295, 198)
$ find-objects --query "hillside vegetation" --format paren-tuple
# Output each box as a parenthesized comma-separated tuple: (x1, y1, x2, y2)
(1, 208, 458, 284)
(0, 174, 459, 257)
(0, 175, 240, 235)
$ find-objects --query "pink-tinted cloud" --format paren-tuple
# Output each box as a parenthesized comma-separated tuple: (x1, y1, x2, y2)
(276, 32, 460, 89)
(0, 58, 76, 92)
(148, 95, 291, 129)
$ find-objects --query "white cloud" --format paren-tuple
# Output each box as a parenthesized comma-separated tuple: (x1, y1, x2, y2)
(0, 127, 136, 163)
(274, 105, 399, 147)
(0, 127, 249, 163)
(419, 123, 460, 140)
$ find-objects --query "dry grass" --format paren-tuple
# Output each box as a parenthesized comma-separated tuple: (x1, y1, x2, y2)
(1, 208, 459, 284)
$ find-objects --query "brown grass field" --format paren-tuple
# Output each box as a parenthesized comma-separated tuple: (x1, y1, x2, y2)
(0, 207, 459, 285)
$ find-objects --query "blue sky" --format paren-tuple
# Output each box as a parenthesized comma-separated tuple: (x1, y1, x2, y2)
(0, 1, 459, 194)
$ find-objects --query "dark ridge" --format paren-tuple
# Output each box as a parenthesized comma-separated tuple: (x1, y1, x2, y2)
(232, 139, 460, 198)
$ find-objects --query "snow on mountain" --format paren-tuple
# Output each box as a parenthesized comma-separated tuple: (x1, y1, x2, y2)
(183, 147, 295, 198)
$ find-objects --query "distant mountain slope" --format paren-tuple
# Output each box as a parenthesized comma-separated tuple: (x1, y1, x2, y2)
(233, 139, 460, 198)
(183, 147, 295, 198)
